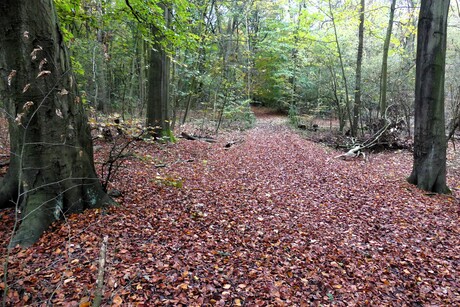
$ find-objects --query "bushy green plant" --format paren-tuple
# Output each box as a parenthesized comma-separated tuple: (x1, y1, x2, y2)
(222, 99, 256, 129)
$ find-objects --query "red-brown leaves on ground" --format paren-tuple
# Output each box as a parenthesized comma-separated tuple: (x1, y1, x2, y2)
(1, 113, 459, 305)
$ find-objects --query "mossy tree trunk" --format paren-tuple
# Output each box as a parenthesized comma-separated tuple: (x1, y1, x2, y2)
(0, 0, 112, 247)
(407, 0, 450, 193)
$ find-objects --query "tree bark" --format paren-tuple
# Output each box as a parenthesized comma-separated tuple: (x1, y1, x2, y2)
(327, 65, 346, 132)
(379, 0, 396, 116)
(146, 4, 171, 138)
(352, 0, 365, 137)
(407, 0, 450, 193)
(0, 0, 112, 247)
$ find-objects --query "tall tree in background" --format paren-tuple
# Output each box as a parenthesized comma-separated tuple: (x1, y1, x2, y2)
(328, 0, 352, 132)
(352, 0, 365, 136)
(146, 4, 171, 137)
(408, 0, 450, 193)
(93, 0, 111, 114)
(0, 0, 112, 247)
(379, 0, 396, 116)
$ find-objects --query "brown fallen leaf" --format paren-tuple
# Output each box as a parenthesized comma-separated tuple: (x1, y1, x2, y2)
(112, 295, 123, 306)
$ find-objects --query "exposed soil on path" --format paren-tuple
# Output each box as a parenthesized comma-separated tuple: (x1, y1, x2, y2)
(1, 111, 459, 305)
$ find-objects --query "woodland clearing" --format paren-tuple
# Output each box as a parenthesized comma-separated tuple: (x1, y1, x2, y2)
(0, 110, 459, 306)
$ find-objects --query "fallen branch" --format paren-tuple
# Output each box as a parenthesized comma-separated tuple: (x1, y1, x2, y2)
(335, 104, 396, 160)
(93, 236, 108, 307)
(224, 139, 244, 148)
(154, 159, 195, 169)
(335, 145, 365, 160)
(181, 132, 216, 143)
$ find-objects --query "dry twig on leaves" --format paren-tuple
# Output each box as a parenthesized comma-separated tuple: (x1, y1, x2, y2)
(93, 235, 108, 307)
(180, 132, 216, 143)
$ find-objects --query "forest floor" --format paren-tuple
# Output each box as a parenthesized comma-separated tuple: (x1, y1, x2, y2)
(1, 109, 460, 306)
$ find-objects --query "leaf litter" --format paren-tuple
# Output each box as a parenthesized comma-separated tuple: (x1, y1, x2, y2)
(0, 113, 459, 305)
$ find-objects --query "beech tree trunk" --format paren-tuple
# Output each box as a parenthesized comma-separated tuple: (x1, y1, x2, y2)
(146, 4, 171, 138)
(0, 0, 112, 247)
(408, 0, 450, 193)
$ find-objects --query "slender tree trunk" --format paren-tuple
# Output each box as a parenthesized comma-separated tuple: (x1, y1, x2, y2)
(182, 85, 194, 125)
(170, 57, 177, 130)
(329, 0, 352, 132)
(92, 29, 110, 114)
(126, 31, 140, 119)
(94, 1, 110, 113)
(290, 4, 303, 106)
(379, 0, 396, 116)
(138, 39, 147, 118)
(352, 0, 365, 137)
(216, 93, 229, 135)
(0, 0, 113, 247)
(328, 65, 345, 132)
(408, 0, 450, 193)
(245, 12, 252, 101)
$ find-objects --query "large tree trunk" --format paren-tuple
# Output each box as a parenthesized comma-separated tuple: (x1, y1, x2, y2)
(146, 4, 171, 138)
(0, 0, 112, 247)
(407, 0, 450, 193)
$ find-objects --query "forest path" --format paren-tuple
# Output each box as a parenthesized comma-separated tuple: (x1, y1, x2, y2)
(1, 111, 459, 305)
(110, 110, 457, 304)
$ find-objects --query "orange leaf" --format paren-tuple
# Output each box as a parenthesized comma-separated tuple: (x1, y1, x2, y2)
(178, 283, 188, 290)
(112, 295, 123, 306)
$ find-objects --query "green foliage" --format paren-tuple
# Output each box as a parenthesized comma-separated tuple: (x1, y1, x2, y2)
(70, 56, 84, 77)
(153, 176, 183, 188)
(53, 0, 426, 131)
(222, 99, 256, 129)
(161, 129, 177, 143)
